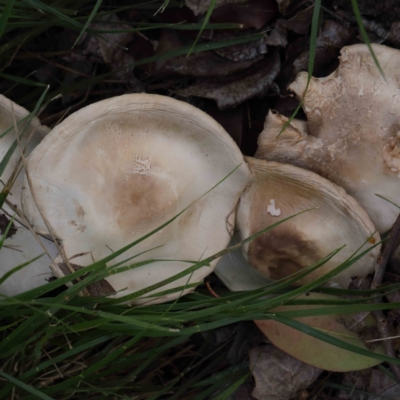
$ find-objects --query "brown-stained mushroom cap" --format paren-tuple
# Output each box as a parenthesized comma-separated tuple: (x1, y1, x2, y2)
(256, 44, 400, 233)
(22, 94, 250, 304)
(235, 157, 379, 288)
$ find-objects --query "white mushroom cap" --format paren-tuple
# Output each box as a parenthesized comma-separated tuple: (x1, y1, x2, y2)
(257, 44, 400, 233)
(227, 157, 379, 288)
(22, 94, 250, 304)
(0, 95, 58, 297)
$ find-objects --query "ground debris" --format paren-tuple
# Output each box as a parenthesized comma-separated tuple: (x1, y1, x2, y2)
(78, 14, 140, 86)
(0, 213, 17, 239)
(210, 0, 277, 30)
(249, 345, 322, 400)
(177, 51, 280, 109)
(152, 30, 262, 77)
(339, 369, 400, 399)
(279, 5, 314, 35)
(185, 0, 247, 16)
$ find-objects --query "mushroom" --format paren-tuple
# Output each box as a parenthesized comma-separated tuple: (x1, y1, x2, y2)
(0, 95, 58, 297)
(22, 94, 250, 304)
(256, 44, 400, 233)
(215, 157, 380, 290)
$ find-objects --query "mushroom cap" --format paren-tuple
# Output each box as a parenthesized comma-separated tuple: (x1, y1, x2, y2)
(233, 157, 379, 288)
(0, 95, 57, 297)
(256, 44, 400, 233)
(22, 94, 250, 304)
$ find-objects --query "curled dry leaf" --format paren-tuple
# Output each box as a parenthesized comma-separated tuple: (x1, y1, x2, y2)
(249, 345, 322, 400)
(153, 30, 262, 77)
(185, 0, 246, 16)
(177, 51, 280, 109)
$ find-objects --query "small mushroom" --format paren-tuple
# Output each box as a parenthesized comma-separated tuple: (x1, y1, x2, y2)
(256, 44, 400, 233)
(22, 94, 250, 304)
(0, 95, 57, 297)
(215, 157, 380, 290)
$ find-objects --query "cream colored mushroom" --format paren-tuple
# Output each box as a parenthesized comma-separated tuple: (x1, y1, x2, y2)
(22, 94, 250, 304)
(0, 95, 58, 297)
(215, 157, 379, 290)
(256, 44, 400, 233)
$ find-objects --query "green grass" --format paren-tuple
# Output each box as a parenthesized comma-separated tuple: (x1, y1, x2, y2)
(0, 0, 395, 398)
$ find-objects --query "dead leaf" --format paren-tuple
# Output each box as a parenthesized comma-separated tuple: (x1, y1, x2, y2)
(177, 51, 280, 109)
(153, 30, 262, 77)
(213, 30, 268, 61)
(387, 22, 400, 47)
(279, 5, 314, 35)
(82, 14, 137, 84)
(276, 0, 293, 15)
(211, 0, 278, 30)
(249, 345, 322, 400)
(338, 369, 372, 399)
(369, 369, 400, 399)
(264, 23, 288, 47)
(292, 19, 353, 77)
(339, 369, 400, 399)
(185, 0, 247, 16)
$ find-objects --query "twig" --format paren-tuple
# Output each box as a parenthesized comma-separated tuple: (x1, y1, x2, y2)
(205, 281, 220, 298)
(371, 212, 400, 381)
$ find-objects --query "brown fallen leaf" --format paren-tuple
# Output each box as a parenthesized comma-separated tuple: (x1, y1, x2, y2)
(176, 51, 280, 109)
(249, 345, 322, 400)
(214, 29, 268, 61)
(82, 14, 137, 84)
(152, 30, 262, 77)
(292, 19, 353, 76)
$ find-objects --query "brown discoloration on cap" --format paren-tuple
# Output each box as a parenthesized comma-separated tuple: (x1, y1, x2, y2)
(112, 173, 177, 234)
(58, 263, 115, 297)
(247, 227, 322, 281)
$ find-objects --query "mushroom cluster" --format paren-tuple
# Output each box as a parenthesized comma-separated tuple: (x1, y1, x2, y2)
(0, 43, 395, 371)
(1, 44, 392, 303)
